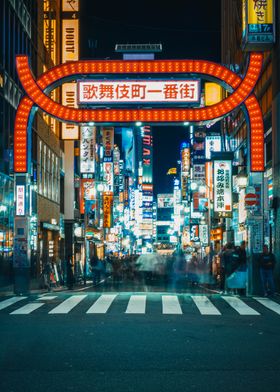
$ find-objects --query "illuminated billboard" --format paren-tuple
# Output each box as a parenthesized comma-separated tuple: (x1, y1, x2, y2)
(16, 185, 25, 216)
(78, 80, 200, 104)
(80, 126, 95, 173)
(213, 160, 232, 217)
(157, 194, 174, 208)
(242, 0, 275, 50)
(205, 135, 222, 160)
(103, 192, 114, 228)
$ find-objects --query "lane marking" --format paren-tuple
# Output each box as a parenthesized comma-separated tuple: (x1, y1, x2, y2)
(0, 296, 27, 311)
(86, 294, 117, 314)
(49, 295, 87, 314)
(192, 296, 221, 315)
(10, 303, 44, 315)
(162, 295, 182, 314)
(125, 295, 146, 314)
(222, 296, 260, 315)
(36, 296, 57, 300)
(254, 297, 280, 315)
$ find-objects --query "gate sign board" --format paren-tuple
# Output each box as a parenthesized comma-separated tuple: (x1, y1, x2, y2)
(78, 80, 200, 104)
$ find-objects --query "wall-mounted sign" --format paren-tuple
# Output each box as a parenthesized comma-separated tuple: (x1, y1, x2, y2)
(213, 160, 232, 217)
(157, 194, 174, 208)
(16, 185, 25, 216)
(104, 162, 113, 191)
(242, 0, 275, 51)
(62, 0, 79, 12)
(80, 179, 95, 214)
(80, 126, 95, 173)
(190, 224, 200, 243)
(102, 128, 114, 162)
(142, 126, 153, 184)
(78, 80, 200, 104)
(199, 224, 209, 245)
(205, 135, 221, 160)
(103, 192, 113, 228)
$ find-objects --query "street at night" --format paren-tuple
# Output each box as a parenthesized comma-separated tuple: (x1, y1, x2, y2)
(1, 291, 280, 392)
(1, 0, 280, 391)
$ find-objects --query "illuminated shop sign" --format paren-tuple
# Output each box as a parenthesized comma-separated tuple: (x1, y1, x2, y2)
(16, 185, 25, 216)
(62, 83, 79, 140)
(103, 192, 113, 228)
(80, 179, 95, 214)
(80, 126, 95, 173)
(205, 135, 222, 159)
(157, 194, 174, 208)
(242, 0, 275, 50)
(213, 160, 232, 217)
(142, 126, 153, 184)
(190, 224, 200, 243)
(102, 127, 114, 162)
(78, 80, 200, 104)
(103, 162, 113, 191)
(62, 0, 79, 12)
(199, 224, 209, 245)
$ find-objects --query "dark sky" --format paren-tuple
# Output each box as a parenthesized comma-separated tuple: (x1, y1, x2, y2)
(80, 0, 221, 194)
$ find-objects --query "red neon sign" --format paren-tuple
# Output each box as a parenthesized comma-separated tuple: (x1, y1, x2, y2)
(14, 54, 264, 172)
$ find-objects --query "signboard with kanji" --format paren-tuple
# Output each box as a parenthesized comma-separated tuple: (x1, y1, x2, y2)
(213, 160, 232, 217)
(78, 80, 200, 104)
(80, 126, 95, 173)
(103, 192, 113, 228)
(242, 0, 275, 51)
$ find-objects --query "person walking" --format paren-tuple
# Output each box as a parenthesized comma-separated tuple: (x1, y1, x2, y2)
(90, 254, 101, 286)
(220, 243, 235, 294)
(259, 245, 276, 297)
(66, 257, 75, 290)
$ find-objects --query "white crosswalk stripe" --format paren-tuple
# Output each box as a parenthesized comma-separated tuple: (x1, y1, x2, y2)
(126, 295, 146, 314)
(192, 295, 221, 315)
(254, 297, 280, 315)
(1, 294, 280, 316)
(222, 296, 260, 315)
(49, 295, 87, 314)
(0, 296, 27, 310)
(10, 303, 44, 315)
(87, 294, 117, 314)
(162, 295, 182, 314)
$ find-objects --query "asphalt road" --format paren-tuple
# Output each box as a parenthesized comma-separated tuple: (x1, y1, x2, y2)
(0, 291, 280, 392)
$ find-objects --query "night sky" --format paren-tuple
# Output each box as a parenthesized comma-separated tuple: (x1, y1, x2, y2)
(80, 0, 221, 194)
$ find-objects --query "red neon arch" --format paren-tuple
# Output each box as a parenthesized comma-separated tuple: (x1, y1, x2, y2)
(14, 54, 264, 173)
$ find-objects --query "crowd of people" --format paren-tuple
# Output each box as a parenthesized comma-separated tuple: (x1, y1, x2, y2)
(39, 242, 277, 296)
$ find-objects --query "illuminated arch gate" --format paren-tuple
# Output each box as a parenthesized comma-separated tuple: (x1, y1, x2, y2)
(14, 53, 264, 173)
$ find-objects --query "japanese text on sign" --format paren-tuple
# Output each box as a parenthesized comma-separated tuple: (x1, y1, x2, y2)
(214, 160, 232, 213)
(16, 185, 25, 216)
(78, 80, 200, 104)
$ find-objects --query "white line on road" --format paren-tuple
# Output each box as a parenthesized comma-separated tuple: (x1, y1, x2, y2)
(222, 296, 260, 315)
(10, 302, 44, 315)
(86, 294, 117, 314)
(125, 295, 146, 314)
(162, 295, 182, 314)
(49, 295, 87, 314)
(192, 296, 221, 315)
(253, 297, 280, 315)
(0, 296, 27, 311)
(36, 296, 57, 300)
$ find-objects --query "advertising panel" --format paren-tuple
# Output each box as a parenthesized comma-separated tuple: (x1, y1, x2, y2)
(193, 164, 205, 181)
(190, 224, 200, 243)
(103, 192, 114, 228)
(199, 224, 209, 245)
(213, 160, 232, 217)
(80, 179, 94, 214)
(102, 128, 114, 162)
(103, 162, 113, 192)
(78, 80, 200, 104)
(242, 0, 275, 50)
(62, 0, 79, 11)
(122, 128, 135, 173)
(157, 194, 174, 208)
(142, 126, 153, 184)
(61, 84, 79, 140)
(205, 135, 222, 160)
(16, 185, 25, 216)
(80, 126, 95, 173)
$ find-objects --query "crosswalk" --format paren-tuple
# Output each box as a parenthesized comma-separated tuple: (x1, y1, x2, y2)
(1, 294, 280, 316)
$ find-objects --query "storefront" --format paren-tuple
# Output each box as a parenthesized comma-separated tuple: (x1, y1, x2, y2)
(0, 173, 14, 286)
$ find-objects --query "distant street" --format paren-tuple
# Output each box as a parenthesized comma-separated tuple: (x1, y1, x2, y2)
(0, 291, 280, 392)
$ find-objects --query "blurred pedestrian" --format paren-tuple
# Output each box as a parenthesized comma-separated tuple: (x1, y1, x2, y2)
(220, 243, 235, 294)
(259, 245, 276, 297)
(66, 257, 75, 290)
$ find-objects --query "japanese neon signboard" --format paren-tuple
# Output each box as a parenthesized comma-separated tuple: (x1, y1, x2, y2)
(80, 126, 95, 173)
(78, 80, 200, 104)
(103, 192, 113, 228)
(213, 160, 232, 217)
(16, 185, 25, 216)
(242, 0, 275, 50)
(205, 135, 222, 160)
(102, 127, 114, 162)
